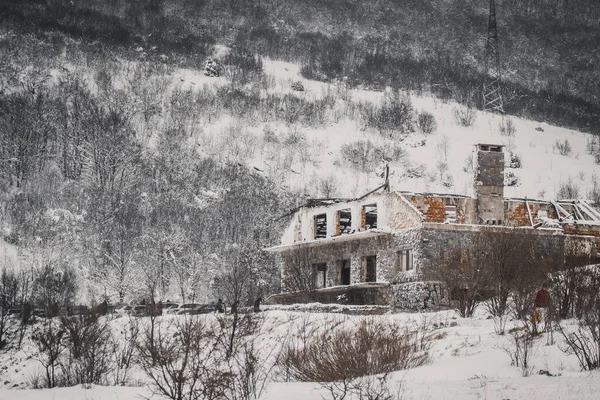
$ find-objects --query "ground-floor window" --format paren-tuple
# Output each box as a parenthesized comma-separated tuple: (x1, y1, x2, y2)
(314, 263, 327, 289)
(339, 259, 351, 285)
(364, 255, 377, 282)
(398, 249, 413, 271)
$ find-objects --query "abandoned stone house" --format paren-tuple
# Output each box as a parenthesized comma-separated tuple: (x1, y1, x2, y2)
(265, 144, 600, 309)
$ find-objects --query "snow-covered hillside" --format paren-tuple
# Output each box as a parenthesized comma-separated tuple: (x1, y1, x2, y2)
(171, 53, 600, 202)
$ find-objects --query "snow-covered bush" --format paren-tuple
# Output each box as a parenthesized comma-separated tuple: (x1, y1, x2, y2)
(340, 140, 404, 173)
(204, 58, 221, 77)
(505, 171, 520, 187)
(452, 106, 476, 127)
(554, 139, 572, 157)
(60, 313, 112, 386)
(557, 177, 580, 199)
(416, 110, 437, 135)
(557, 266, 600, 370)
(508, 152, 522, 168)
(359, 90, 414, 138)
(291, 80, 305, 92)
(280, 318, 431, 399)
(503, 328, 535, 377)
(499, 118, 516, 137)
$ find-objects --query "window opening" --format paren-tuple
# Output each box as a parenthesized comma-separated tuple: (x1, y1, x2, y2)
(314, 263, 327, 289)
(314, 214, 327, 239)
(363, 204, 378, 230)
(445, 205, 457, 223)
(338, 209, 352, 235)
(398, 250, 413, 272)
(339, 259, 351, 285)
(364, 255, 376, 282)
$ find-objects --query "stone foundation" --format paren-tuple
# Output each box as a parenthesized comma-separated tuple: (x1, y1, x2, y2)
(392, 281, 449, 310)
(267, 283, 394, 306)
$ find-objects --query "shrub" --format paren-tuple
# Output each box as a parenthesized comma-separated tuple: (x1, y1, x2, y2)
(557, 177, 580, 199)
(554, 139, 572, 157)
(503, 329, 535, 377)
(221, 49, 263, 86)
(360, 91, 414, 138)
(505, 171, 520, 187)
(452, 106, 477, 127)
(499, 118, 516, 137)
(31, 319, 66, 388)
(138, 317, 226, 400)
(291, 81, 305, 92)
(508, 152, 522, 168)
(416, 111, 437, 135)
(589, 174, 600, 206)
(279, 318, 430, 383)
(60, 313, 112, 386)
(340, 140, 404, 173)
(557, 266, 600, 370)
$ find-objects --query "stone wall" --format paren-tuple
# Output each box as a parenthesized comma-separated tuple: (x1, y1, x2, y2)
(475, 150, 505, 187)
(268, 283, 394, 306)
(475, 149, 505, 224)
(392, 281, 449, 310)
(279, 228, 422, 292)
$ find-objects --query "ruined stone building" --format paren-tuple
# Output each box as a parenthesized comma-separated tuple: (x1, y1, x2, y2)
(265, 144, 600, 309)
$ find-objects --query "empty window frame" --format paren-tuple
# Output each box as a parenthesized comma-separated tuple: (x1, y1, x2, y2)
(314, 263, 327, 289)
(445, 205, 457, 223)
(338, 209, 352, 235)
(339, 259, 351, 285)
(314, 214, 327, 239)
(363, 204, 378, 230)
(398, 249, 413, 272)
(363, 255, 377, 282)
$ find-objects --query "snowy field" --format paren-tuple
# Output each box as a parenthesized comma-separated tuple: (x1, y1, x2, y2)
(1, 308, 599, 400)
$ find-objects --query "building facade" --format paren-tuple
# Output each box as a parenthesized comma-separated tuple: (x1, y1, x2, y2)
(265, 144, 600, 309)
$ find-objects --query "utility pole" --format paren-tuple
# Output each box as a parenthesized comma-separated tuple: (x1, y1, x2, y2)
(483, 0, 504, 114)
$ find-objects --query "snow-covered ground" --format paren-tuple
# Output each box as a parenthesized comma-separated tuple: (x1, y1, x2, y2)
(1, 308, 599, 400)
(171, 54, 600, 201)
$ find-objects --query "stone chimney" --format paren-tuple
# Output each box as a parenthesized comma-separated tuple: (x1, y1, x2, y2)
(473, 144, 505, 224)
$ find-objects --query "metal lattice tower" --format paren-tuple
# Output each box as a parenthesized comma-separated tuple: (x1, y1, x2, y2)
(483, 0, 504, 113)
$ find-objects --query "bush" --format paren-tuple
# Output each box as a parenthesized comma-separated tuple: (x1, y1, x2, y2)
(554, 139, 572, 157)
(505, 171, 521, 187)
(138, 317, 226, 400)
(499, 118, 516, 137)
(508, 152, 522, 168)
(60, 313, 113, 386)
(558, 266, 600, 370)
(416, 111, 437, 135)
(557, 177, 580, 199)
(221, 49, 263, 86)
(360, 91, 414, 138)
(340, 140, 404, 173)
(291, 81, 305, 92)
(281, 318, 428, 381)
(452, 106, 477, 127)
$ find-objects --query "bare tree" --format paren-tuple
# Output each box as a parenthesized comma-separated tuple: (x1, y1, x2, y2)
(557, 265, 600, 370)
(137, 316, 227, 400)
(31, 318, 65, 388)
(281, 245, 318, 294)
(60, 313, 112, 386)
(424, 237, 491, 318)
